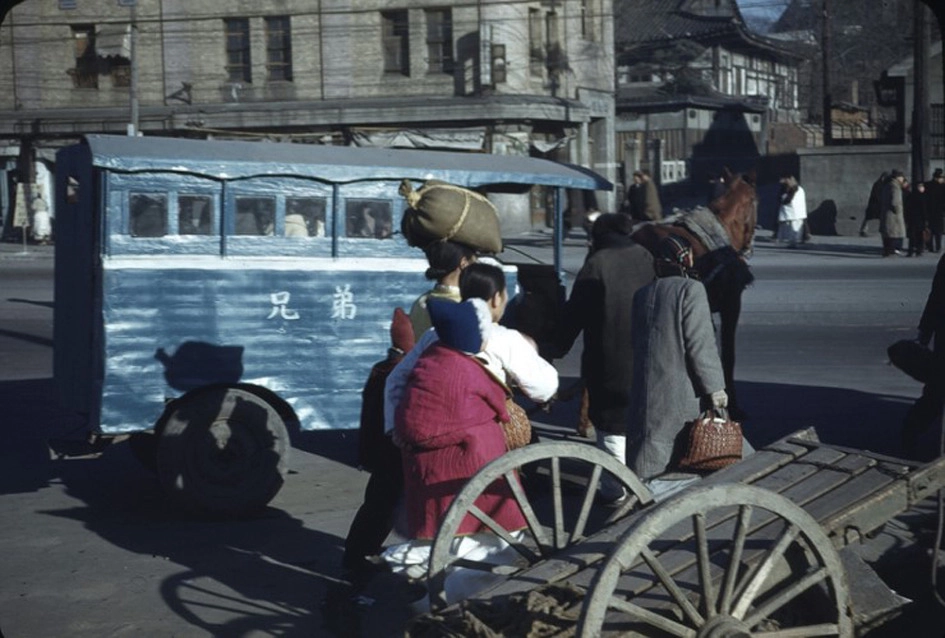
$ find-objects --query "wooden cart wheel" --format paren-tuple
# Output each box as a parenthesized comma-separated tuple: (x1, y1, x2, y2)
(156, 387, 289, 517)
(578, 483, 853, 638)
(428, 441, 653, 610)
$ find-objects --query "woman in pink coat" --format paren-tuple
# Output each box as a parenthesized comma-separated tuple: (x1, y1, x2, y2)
(394, 297, 526, 540)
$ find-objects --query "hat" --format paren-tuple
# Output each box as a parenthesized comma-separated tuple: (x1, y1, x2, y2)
(390, 307, 416, 353)
(934, 168, 944, 179)
(428, 298, 492, 354)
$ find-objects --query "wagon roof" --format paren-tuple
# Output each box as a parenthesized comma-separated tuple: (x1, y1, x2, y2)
(82, 135, 611, 191)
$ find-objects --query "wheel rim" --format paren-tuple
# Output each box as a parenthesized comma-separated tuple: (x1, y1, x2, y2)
(428, 441, 653, 610)
(578, 484, 853, 638)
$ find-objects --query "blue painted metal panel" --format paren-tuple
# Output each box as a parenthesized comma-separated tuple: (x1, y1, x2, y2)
(55, 135, 610, 435)
(98, 258, 432, 433)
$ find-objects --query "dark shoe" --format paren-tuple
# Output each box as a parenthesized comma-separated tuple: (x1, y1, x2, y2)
(596, 488, 630, 508)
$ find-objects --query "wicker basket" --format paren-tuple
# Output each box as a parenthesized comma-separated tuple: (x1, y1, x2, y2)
(501, 399, 532, 451)
(676, 410, 742, 472)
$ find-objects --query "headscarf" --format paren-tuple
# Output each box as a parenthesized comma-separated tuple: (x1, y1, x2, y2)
(655, 234, 695, 278)
(427, 298, 493, 354)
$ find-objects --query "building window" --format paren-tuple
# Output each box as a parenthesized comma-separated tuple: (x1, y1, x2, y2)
(580, 0, 599, 40)
(59, 0, 77, 9)
(71, 25, 98, 89)
(932, 104, 944, 160)
(529, 9, 543, 76)
(382, 10, 410, 75)
(425, 8, 453, 74)
(224, 18, 251, 84)
(265, 16, 292, 81)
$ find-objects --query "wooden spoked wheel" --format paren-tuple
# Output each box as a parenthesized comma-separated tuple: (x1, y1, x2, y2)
(578, 484, 853, 638)
(428, 441, 653, 611)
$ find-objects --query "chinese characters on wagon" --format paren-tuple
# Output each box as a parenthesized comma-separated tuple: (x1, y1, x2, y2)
(265, 285, 358, 321)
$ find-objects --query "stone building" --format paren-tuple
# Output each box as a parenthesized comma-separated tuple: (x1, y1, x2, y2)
(0, 0, 618, 236)
(613, 0, 803, 207)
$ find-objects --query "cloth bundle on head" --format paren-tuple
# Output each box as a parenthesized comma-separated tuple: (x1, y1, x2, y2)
(427, 298, 492, 355)
(390, 307, 416, 353)
(398, 179, 503, 254)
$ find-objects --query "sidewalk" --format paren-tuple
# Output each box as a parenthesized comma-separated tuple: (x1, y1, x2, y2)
(0, 238, 54, 261)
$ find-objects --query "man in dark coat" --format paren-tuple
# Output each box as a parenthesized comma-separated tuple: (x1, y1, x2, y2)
(860, 171, 888, 237)
(925, 168, 945, 253)
(902, 252, 945, 453)
(553, 213, 655, 503)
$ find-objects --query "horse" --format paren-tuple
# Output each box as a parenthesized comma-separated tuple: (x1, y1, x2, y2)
(630, 168, 758, 418)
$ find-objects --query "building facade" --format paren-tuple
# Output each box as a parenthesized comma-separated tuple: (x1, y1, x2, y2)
(0, 0, 618, 236)
(613, 0, 802, 204)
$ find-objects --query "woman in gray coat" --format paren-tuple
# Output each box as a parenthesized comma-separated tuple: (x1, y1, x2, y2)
(627, 235, 728, 480)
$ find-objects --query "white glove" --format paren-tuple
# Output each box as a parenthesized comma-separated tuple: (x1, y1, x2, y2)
(710, 390, 728, 410)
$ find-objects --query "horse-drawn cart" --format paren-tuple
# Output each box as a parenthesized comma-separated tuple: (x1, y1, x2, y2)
(414, 428, 945, 637)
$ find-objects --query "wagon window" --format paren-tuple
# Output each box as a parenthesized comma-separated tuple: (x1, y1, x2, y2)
(130, 193, 168, 237)
(345, 199, 393, 239)
(286, 196, 327, 238)
(235, 196, 275, 236)
(178, 194, 213, 235)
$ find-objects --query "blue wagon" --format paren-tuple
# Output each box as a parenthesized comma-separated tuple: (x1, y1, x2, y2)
(52, 134, 609, 515)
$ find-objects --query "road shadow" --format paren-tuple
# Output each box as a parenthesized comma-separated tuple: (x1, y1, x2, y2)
(0, 377, 415, 637)
(736, 379, 922, 461)
(754, 235, 885, 259)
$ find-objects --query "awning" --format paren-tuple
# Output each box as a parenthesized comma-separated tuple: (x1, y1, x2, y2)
(97, 23, 131, 59)
(350, 127, 486, 151)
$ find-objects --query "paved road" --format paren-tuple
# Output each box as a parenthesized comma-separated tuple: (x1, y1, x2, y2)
(1, 235, 944, 637)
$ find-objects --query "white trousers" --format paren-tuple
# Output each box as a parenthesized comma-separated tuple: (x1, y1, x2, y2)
(596, 432, 627, 499)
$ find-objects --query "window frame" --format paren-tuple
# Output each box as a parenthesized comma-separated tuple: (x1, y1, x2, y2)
(71, 24, 98, 89)
(265, 15, 293, 82)
(425, 8, 454, 75)
(381, 10, 410, 76)
(224, 17, 252, 84)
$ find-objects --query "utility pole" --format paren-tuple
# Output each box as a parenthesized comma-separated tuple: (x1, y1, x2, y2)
(120, 0, 139, 136)
(821, 0, 831, 145)
(912, 0, 929, 185)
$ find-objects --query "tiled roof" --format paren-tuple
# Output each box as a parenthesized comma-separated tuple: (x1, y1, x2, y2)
(615, 0, 802, 61)
(615, 0, 741, 47)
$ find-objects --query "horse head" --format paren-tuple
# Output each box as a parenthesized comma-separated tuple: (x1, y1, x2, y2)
(710, 169, 757, 255)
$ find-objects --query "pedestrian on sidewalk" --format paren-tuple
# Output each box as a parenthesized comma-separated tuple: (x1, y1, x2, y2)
(925, 169, 945, 253)
(860, 171, 888, 237)
(341, 308, 416, 580)
(552, 213, 655, 505)
(905, 180, 928, 257)
(776, 174, 807, 248)
(880, 169, 907, 257)
(626, 235, 729, 480)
